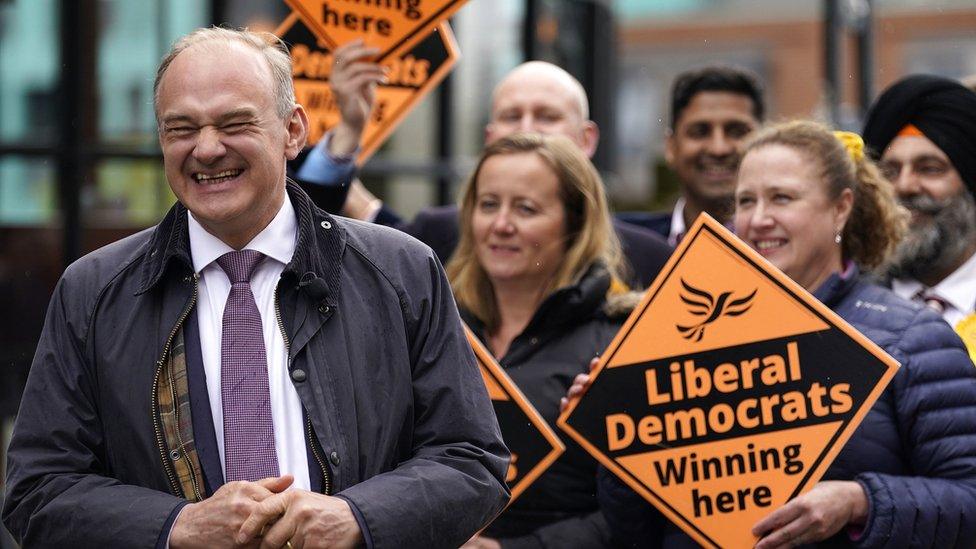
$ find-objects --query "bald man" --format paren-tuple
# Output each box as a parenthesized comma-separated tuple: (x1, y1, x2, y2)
(298, 44, 671, 287)
(485, 61, 599, 157)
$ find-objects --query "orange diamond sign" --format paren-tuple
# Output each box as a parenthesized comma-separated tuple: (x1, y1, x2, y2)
(284, 0, 469, 61)
(465, 325, 564, 504)
(557, 214, 900, 548)
(276, 13, 459, 162)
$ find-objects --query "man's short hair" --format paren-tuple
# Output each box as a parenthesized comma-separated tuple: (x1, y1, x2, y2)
(153, 27, 295, 122)
(670, 65, 765, 129)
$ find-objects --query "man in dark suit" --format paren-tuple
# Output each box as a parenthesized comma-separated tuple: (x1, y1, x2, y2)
(617, 66, 765, 245)
(299, 42, 672, 287)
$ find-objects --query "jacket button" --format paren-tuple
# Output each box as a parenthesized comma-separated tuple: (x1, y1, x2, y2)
(291, 368, 307, 382)
(170, 449, 181, 461)
(330, 451, 340, 466)
(320, 220, 332, 229)
(319, 305, 330, 314)
(530, 337, 539, 345)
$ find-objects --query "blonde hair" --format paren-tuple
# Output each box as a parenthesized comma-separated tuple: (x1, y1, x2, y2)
(446, 133, 627, 331)
(154, 27, 295, 121)
(743, 120, 907, 269)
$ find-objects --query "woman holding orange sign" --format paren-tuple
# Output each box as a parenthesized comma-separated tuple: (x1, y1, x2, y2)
(448, 133, 639, 548)
(574, 121, 976, 547)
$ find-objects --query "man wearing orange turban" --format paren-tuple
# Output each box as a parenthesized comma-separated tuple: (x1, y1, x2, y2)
(863, 74, 976, 353)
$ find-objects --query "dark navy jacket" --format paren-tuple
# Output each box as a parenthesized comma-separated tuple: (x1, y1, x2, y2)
(614, 211, 672, 240)
(288, 148, 352, 214)
(598, 269, 976, 548)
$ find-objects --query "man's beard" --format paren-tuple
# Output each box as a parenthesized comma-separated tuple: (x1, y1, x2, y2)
(689, 152, 739, 221)
(886, 190, 976, 281)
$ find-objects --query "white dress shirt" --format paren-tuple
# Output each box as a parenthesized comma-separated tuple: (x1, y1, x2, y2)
(892, 250, 976, 328)
(188, 195, 311, 490)
(669, 197, 688, 247)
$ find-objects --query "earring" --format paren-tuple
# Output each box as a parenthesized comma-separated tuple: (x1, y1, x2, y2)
(834, 233, 842, 244)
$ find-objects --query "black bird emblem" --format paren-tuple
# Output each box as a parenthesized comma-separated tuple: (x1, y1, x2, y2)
(676, 279, 757, 342)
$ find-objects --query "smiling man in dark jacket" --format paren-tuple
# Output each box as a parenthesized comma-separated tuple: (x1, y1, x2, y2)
(2, 27, 508, 549)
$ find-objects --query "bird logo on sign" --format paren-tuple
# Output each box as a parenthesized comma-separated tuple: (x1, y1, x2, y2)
(676, 279, 757, 342)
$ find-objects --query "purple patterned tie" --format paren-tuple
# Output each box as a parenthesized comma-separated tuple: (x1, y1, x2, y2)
(216, 249, 280, 482)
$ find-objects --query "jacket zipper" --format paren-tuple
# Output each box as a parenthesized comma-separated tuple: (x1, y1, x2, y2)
(275, 285, 332, 495)
(152, 273, 199, 498)
(307, 415, 332, 495)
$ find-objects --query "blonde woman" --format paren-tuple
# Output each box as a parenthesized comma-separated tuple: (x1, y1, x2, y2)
(449, 133, 635, 548)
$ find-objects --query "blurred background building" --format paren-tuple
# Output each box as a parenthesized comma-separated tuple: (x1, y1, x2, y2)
(1, 1, 975, 544)
(613, 0, 976, 208)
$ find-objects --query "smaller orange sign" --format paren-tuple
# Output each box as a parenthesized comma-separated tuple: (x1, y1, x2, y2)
(558, 214, 900, 549)
(285, 0, 468, 61)
(464, 325, 564, 505)
(276, 14, 459, 162)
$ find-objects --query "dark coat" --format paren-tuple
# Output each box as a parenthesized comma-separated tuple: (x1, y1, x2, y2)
(2, 183, 510, 549)
(466, 264, 636, 548)
(377, 205, 673, 289)
(598, 269, 976, 548)
(614, 211, 672, 239)
(288, 148, 353, 214)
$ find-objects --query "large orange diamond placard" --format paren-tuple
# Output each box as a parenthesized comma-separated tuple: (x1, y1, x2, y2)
(557, 214, 900, 549)
(465, 325, 564, 505)
(285, 0, 468, 61)
(276, 14, 459, 161)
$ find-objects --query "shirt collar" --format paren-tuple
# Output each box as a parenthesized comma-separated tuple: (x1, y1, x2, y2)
(890, 277, 923, 302)
(926, 251, 976, 314)
(187, 194, 298, 273)
(669, 197, 687, 247)
(892, 250, 976, 314)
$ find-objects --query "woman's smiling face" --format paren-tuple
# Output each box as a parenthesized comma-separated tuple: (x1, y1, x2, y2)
(734, 144, 852, 292)
(471, 152, 568, 289)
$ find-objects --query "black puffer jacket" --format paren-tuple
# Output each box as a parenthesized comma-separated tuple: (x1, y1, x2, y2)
(466, 263, 637, 549)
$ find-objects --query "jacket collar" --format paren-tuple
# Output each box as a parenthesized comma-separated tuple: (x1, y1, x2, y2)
(137, 179, 345, 307)
(463, 262, 612, 336)
(812, 262, 860, 309)
(136, 202, 193, 294)
(529, 262, 612, 330)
